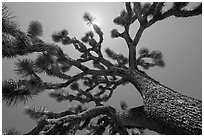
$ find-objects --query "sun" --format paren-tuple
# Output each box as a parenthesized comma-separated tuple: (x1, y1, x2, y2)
(92, 19, 100, 26)
(91, 13, 102, 27)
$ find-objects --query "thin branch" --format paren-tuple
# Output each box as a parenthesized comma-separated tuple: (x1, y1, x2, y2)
(132, 26, 145, 46)
(46, 105, 128, 135)
(146, 3, 202, 28)
(43, 72, 86, 89)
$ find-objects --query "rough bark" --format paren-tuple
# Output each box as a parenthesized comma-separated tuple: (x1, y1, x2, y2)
(120, 69, 202, 135)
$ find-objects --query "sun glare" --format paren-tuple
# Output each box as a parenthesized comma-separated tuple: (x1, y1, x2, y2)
(91, 14, 102, 27)
(92, 20, 100, 26)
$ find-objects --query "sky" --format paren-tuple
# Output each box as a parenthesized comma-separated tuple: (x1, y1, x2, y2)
(2, 2, 202, 135)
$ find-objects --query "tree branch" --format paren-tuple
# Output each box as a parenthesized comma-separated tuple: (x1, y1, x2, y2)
(26, 105, 128, 135)
(146, 3, 202, 28)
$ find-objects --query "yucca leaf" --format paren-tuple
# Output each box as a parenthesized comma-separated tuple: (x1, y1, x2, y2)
(27, 21, 43, 37)
(2, 79, 32, 106)
(49, 92, 63, 102)
(150, 50, 163, 60)
(81, 36, 89, 43)
(61, 29, 69, 37)
(89, 38, 97, 47)
(62, 37, 71, 45)
(35, 53, 54, 72)
(83, 12, 94, 24)
(15, 59, 36, 77)
(70, 82, 79, 90)
(111, 29, 120, 38)
(52, 31, 63, 42)
(2, 4, 20, 37)
(24, 106, 49, 120)
(105, 48, 117, 60)
(113, 16, 125, 26)
(155, 59, 165, 67)
(85, 31, 94, 38)
(139, 48, 149, 55)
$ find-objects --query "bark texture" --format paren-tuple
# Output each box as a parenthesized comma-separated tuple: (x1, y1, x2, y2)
(121, 70, 202, 134)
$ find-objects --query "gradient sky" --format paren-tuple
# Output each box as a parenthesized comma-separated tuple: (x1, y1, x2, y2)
(2, 2, 202, 134)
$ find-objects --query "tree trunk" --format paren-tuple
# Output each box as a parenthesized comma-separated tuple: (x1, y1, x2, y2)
(121, 69, 202, 135)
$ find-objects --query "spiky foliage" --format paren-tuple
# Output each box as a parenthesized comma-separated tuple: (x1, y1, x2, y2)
(113, 10, 128, 26)
(52, 29, 70, 43)
(139, 47, 149, 55)
(2, 77, 43, 106)
(105, 48, 128, 67)
(27, 21, 43, 37)
(2, 4, 23, 58)
(70, 82, 79, 90)
(137, 48, 165, 70)
(111, 29, 120, 38)
(35, 53, 53, 72)
(24, 106, 49, 121)
(15, 59, 36, 78)
(2, 79, 32, 106)
(2, 4, 20, 37)
(86, 31, 94, 38)
(83, 12, 95, 25)
(2, 4, 46, 58)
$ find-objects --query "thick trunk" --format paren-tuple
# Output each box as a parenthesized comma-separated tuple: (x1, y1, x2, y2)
(121, 70, 202, 135)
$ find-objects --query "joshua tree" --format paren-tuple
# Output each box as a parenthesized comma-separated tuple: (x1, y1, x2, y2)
(2, 2, 202, 135)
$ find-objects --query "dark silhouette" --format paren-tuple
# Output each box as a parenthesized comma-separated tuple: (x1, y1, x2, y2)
(2, 2, 202, 135)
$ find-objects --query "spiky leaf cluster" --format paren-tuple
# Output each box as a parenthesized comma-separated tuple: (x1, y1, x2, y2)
(81, 31, 97, 48)
(35, 53, 54, 72)
(49, 91, 68, 102)
(86, 118, 107, 135)
(52, 29, 70, 44)
(89, 38, 97, 47)
(34, 52, 72, 79)
(83, 12, 95, 25)
(70, 82, 79, 90)
(15, 59, 36, 78)
(83, 12, 103, 35)
(2, 4, 20, 38)
(24, 106, 49, 120)
(49, 88, 89, 104)
(67, 104, 87, 114)
(137, 47, 165, 70)
(2, 79, 32, 106)
(2, 77, 43, 106)
(27, 21, 43, 37)
(81, 31, 94, 43)
(105, 48, 128, 67)
(111, 29, 120, 38)
(113, 10, 128, 26)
